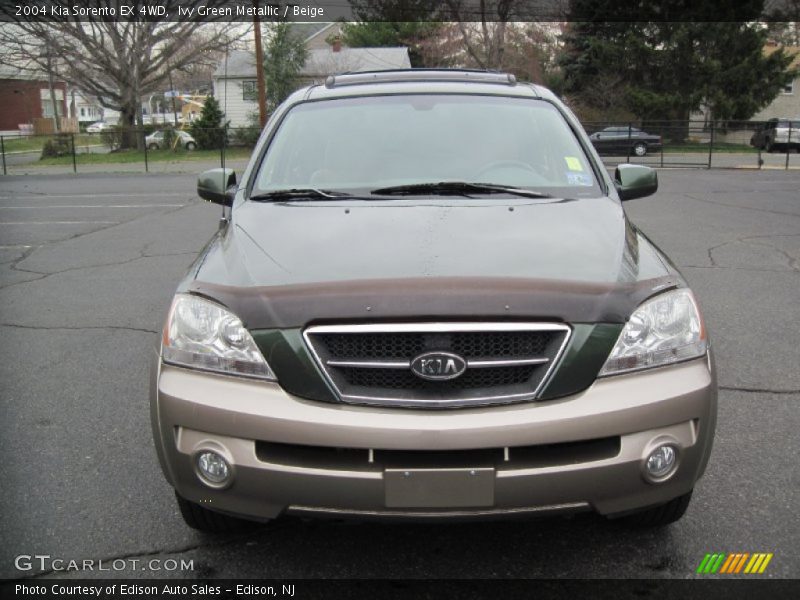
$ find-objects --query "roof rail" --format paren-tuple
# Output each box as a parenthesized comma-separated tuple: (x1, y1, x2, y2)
(325, 69, 517, 89)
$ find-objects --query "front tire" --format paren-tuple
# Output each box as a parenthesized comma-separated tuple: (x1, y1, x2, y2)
(632, 142, 648, 157)
(185, 142, 197, 151)
(612, 490, 693, 527)
(175, 492, 261, 534)
(148, 143, 159, 150)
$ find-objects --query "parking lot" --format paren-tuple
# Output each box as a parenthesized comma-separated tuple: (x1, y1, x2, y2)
(0, 169, 798, 579)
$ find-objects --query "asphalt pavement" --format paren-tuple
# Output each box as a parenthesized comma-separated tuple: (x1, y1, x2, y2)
(0, 169, 798, 580)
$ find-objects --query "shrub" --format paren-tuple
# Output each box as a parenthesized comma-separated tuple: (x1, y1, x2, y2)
(40, 134, 72, 158)
(230, 111, 262, 147)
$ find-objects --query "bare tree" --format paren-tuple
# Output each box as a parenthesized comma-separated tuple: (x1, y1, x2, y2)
(441, 0, 522, 69)
(0, 3, 247, 147)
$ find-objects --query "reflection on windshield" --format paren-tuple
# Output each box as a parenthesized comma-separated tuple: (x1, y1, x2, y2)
(254, 95, 601, 198)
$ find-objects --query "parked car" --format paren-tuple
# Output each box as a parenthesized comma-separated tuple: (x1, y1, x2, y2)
(749, 118, 800, 152)
(85, 121, 110, 133)
(589, 126, 663, 156)
(151, 70, 716, 533)
(145, 129, 196, 150)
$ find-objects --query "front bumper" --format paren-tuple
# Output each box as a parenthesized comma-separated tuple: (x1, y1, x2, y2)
(150, 353, 716, 521)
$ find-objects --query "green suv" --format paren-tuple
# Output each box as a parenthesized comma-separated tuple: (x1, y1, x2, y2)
(150, 70, 716, 532)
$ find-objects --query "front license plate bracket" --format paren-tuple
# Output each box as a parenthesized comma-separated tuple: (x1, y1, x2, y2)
(384, 467, 495, 508)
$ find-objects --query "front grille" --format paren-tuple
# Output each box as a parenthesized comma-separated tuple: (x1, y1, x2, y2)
(304, 323, 571, 408)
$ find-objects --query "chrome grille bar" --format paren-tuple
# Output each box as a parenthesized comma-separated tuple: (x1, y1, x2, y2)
(327, 357, 550, 369)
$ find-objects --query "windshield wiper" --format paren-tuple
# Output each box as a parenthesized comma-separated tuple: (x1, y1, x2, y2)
(370, 182, 553, 199)
(249, 188, 363, 201)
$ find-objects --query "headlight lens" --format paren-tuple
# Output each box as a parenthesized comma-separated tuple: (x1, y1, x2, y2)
(599, 288, 707, 376)
(162, 293, 276, 380)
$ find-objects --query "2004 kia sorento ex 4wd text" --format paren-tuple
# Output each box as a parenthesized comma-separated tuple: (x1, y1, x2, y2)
(150, 70, 716, 532)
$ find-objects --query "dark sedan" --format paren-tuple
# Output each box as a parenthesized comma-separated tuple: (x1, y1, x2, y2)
(589, 126, 663, 157)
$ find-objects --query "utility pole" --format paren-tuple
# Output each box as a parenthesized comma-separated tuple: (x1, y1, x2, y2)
(253, 1, 267, 127)
(167, 65, 179, 126)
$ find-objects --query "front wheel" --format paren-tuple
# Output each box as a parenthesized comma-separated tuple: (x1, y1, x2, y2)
(611, 490, 693, 527)
(185, 142, 197, 151)
(632, 142, 648, 157)
(148, 143, 159, 150)
(175, 492, 262, 534)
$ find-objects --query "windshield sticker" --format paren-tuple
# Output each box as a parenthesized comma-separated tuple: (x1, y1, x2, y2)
(564, 156, 584, 171)
(566, 172, 593, 186)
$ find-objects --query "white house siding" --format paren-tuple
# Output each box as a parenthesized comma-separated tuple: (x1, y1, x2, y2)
(212, 35, 411, 128)
(752, 76, 799, 121)
(213, 77, 259, 128)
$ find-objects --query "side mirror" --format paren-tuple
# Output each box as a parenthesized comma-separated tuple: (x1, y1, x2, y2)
(614, 164, 657, 201)
(197, 168, 237, 206)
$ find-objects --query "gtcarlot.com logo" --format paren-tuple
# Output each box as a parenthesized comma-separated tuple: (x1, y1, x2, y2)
(696, 552, 774, 574)
(14, 554, 194, 572)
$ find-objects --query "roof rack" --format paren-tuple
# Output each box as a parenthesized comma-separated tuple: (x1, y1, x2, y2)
(324, 69, 517, 89)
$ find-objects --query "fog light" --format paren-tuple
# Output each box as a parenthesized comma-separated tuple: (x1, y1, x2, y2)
(196, 451, 231, 485)
(645, 444, 678, 480)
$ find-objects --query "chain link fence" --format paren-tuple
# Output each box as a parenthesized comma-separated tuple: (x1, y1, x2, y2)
(0, 127, 262, 176)
(1, 121, 797, 176)
(584, 119, 798, 170)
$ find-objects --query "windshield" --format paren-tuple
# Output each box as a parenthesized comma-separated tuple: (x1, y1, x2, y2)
(252, 95, 602, 198)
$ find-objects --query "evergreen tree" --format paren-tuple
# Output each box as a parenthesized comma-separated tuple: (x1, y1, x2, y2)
(340, 22, 441, 67)
(559, 0, 796, 136)
(264, 23, 309, 111)
(190, 96, 228, 150)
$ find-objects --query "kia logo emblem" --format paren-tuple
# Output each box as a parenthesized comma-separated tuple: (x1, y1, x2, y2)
(410, 351, 467, 381)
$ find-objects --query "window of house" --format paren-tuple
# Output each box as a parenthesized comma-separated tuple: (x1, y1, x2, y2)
(242, 80, 257, 102)
(782, 80, 794, 95)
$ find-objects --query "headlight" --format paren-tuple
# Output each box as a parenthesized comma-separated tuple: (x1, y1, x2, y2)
(161, 293, 276, 380)
(599, 288, 707, 376)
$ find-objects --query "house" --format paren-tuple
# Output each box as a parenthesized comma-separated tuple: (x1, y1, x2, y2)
(0, 64, 68, 135)
(69, 89, 101, 123)
(213, 23, 411, 127)
(751, 46, 800, 121)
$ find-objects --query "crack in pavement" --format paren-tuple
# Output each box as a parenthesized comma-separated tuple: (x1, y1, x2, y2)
(681, 265, 800, 273)
(698, 233, 800, 271)
(1, 203, 201, 291)
(719, 385, 800, 395)
(684, 193, 800, 219)
(1, 323, 158, 335)
(0, 250, 199, 291)
(8, 200, 195, 271)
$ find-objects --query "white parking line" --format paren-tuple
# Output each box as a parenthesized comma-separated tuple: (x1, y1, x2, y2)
(0, 204, 185, 209)
(0, 221, 118, 225)
(0, 193, 190, 200)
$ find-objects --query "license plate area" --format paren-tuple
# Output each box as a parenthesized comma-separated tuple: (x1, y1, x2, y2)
(384, 467, 495, 508)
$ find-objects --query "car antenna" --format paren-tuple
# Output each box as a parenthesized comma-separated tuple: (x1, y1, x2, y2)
(220, 41, 230, 228)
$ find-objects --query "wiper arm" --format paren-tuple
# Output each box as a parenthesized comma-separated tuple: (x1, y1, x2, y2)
(249, 188, 360, 201)
(370, 181, 552, 199)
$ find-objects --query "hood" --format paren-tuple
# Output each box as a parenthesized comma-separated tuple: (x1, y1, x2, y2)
(187, 197, 679, 328)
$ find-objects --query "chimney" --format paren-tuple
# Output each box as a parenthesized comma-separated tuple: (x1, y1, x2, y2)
(332, 36, 341, 53)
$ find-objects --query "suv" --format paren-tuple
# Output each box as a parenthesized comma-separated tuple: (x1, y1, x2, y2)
(750, 118, 800, 152)
(150, 70, 716, 532)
